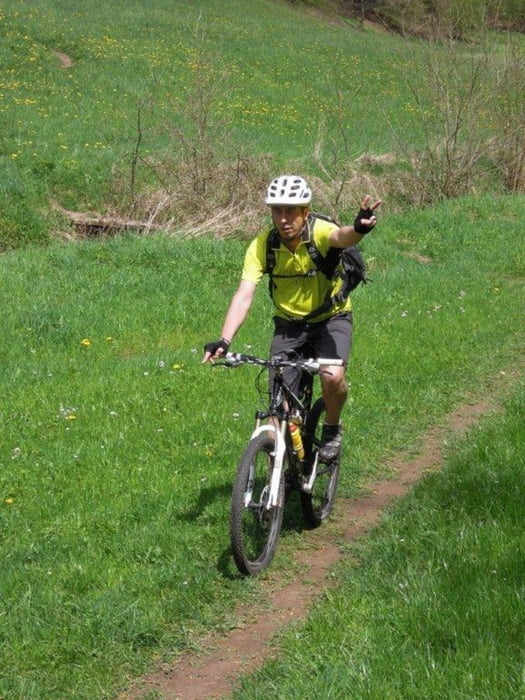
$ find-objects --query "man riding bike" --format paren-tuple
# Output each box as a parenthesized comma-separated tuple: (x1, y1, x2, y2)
(203, 175, 381, 461)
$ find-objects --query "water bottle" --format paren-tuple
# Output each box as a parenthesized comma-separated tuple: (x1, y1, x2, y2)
(289, 420, 305, 461)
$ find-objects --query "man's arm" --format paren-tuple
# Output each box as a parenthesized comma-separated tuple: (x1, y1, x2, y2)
(220, 280, 257, 346)
(202, 280, 257, 363)
(328, 195, 382, 249)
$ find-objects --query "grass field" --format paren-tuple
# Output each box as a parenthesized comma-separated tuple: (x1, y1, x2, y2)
(2, 0, 402, 230)
(234, 387, 525, 699)
(2, 0, 522, 248)
(0, 195, 523, 698)
(0, 1, 524, 698)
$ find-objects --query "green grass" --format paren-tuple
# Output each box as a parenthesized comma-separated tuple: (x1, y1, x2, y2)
(1, 0, 412, 163)
(4, 0, 513, 247)
(0, 195, 523, 698)
(233, 388, 525, 700)
(0, 1, 524, 697)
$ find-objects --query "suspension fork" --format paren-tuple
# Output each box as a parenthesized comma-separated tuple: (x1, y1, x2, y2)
(250, 419, 287, 509)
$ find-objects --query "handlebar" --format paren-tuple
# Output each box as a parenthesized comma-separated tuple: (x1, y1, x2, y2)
(219, 352, 344, 374)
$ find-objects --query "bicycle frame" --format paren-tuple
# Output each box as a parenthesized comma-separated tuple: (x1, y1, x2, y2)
(222, 353, 342, 510)
(224, 352, 345, 575)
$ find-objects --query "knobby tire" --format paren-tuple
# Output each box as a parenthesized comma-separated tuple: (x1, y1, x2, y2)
(300, 397, 341, 527)
(230, 432, 285, 576)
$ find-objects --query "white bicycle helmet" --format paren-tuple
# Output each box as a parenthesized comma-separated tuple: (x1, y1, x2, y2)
(265, 175, 312, 206)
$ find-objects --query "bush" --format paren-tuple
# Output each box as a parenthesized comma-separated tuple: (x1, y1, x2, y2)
(488, 38, 525, 193)
(337, 0, 525, 36)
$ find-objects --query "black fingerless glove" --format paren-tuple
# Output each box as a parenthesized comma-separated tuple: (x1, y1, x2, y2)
(354, 207, 375, 235)
(203, 338, 230, 356)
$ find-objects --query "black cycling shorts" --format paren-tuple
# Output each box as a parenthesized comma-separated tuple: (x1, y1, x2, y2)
(268, 312, 353, 396)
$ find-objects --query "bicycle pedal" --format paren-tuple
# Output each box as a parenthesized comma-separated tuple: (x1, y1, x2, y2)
(301, 462, 317, 493)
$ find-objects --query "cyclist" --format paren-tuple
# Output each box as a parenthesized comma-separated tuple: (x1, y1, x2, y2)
(203, 175, 381, 461)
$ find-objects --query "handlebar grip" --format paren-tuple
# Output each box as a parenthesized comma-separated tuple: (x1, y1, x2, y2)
(224, 352, 265, 366)
(314, 358, 344, 367)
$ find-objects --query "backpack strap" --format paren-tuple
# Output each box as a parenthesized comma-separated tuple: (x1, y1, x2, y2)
(306, 213, 342, 279)
(266, 227, 279, 275)
(265, 228, 280, 299)
(265, 213, 365, 320)
(265, 214, 340, 278)
(265, 226, 320, 301)
(302, 245, 368, 321)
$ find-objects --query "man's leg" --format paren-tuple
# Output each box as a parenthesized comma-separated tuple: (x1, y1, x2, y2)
(320, 364, 348, 425)
(309, 314, 352, 461)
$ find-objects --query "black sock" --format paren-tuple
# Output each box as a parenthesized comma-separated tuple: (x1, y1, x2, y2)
(322, 424, 341, 439)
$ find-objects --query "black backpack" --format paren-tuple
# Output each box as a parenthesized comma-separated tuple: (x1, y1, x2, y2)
(265, 212, 368, 321)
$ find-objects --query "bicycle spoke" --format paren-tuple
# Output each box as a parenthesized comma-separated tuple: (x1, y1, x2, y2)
(221, 354, 343, 572)
(230, 434, 284, 576)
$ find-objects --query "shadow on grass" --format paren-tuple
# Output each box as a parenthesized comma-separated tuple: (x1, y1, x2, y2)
(178, 480, 315, 578)
(218, 492, 312, 579)
(176, 481, 232, 522)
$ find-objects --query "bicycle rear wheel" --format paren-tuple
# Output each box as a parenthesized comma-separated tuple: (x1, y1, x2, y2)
(300, 398, 341, 527)
(230, 432, 285, 576)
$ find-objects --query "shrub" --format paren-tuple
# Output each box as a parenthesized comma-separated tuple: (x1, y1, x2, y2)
(488, 38, 525, 193)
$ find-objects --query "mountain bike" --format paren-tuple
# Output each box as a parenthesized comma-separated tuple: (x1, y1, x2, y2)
(217, 352, 343, 576)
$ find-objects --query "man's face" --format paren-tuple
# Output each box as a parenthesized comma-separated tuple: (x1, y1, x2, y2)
(270, 205, 308, 243)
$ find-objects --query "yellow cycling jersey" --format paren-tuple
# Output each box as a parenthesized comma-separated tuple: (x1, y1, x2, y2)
(241, 217, 352, 322)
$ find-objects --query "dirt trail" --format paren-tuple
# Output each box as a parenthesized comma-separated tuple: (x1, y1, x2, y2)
(119, 365, 524, 700)
(52, 50, 74, 69)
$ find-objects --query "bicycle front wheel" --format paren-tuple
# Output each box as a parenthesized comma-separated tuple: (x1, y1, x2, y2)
(300, 398, 341, 527)
(230, 432, 285, 576)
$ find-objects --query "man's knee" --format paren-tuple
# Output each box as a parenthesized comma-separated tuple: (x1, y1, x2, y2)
(321, 369, 348, 398)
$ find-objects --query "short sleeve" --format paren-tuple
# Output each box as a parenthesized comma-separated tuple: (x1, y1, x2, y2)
(241, 233, 267, 285)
